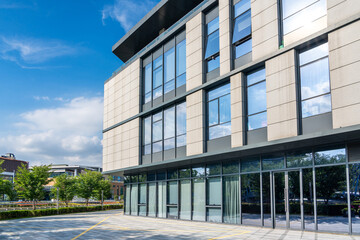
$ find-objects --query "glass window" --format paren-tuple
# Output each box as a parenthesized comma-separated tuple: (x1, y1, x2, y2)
(207, 83, 231, 140)
(176, 39, 186, 87)
(139, 184, 147, 216)
(143, 32, 186, 104)
(144, 117, 151, 155)
(206, 163, 221, 176)
(164, 48, 175, 94)
(223, 176, 240, 224)
(247, 68, 267, 130)
(314, 147, 346, 165)
(282, 0, 326, 35)
(350, 163, 360, 234)
(176, 102, 186, 148)
(299, 43, 331, 118)
(148, 183, 156, 217)
(241, 173, 261, 226)
(192, 178, 205, 221)
(233, 0, 251, 59)
(168, 181, 178, 205)
(223, 161, 239, 174)
(286, 151, 312, 168)
(125, 186, 130, 214)
(241, 157, 260, 172)
(207, 177, 221, 205)
(192, 166, 205, 177)
(205, 16, 220, 72)
(167, 169, 178, 180)
(262, 154, 284, 170)
(180, 180, 191, 220)
(158, 181, 167, 218)
(130, 184, 138, 215)
(144, 63, 152, 103)
(179, 168, 191, 178)
(164, 107, 175, 150)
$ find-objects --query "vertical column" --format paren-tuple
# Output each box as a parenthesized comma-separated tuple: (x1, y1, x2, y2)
(186, 13, 204, 91)
(266, 50, 298, 141)
(186, 90, 205, 156)
(251, 0, 279, 60)
(329, 20, 360, 128)
(230, 72, 244, 148)
(219, 0, 231, 75)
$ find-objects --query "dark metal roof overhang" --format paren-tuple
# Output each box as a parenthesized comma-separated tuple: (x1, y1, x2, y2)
(103, 124, 360, 176)
(112, 0, 204, 62)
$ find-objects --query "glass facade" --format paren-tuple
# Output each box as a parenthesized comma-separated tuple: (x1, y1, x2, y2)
(143, 102, 186, 162)
(124, 145, 360, 234)
(232, 0, 252, 59)
(143, 31, 186, 104)
(299, 42, 331, 118)
(207, 83, 231, 140)
(205, 10, 220, 73)
(247, 68, 266, 130)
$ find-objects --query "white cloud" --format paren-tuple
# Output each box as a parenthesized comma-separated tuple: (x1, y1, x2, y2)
(33, 96, 50, 101)
(0, 97, 104, 167)
(101, 0, 159, 31)
(0, 36, 77, 68)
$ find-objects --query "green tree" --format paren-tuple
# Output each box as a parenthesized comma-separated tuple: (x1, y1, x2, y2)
(76, 170, 104, 206)
(1, 180, 17, 201)
(14, 164, 51, 210)
(94, 179, 112, 204)
(51, 174, 76, 207)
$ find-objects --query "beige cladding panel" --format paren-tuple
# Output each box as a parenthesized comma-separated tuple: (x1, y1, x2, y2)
(104, 59, 140, 131)
(219, 0, 231, 75)
(329, 20, 360, 129)
(327, 0, 360, 26)
(266, 50, 298, 141)
(252, 0, 279, 60)
(186, 13, 204, 91)
(102, 118, 140, 172)
(230, 72, 244, 148)
(186, 90, 204, 156)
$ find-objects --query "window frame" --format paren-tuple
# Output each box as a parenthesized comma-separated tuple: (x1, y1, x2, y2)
(232, 0, 252, 59)
(204, 7, 220, 73)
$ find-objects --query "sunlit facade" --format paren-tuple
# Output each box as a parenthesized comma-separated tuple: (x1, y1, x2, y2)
(103, 0, 360, 234)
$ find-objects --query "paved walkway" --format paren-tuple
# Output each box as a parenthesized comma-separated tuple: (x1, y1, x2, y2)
(0, 210, 359, 239)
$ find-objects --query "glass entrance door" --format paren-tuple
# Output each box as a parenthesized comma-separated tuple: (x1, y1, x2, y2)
(273, 170, 302, 229)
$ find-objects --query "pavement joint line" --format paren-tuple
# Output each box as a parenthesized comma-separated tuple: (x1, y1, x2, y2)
(71, 212, 120, 240)
(207, 231, 251, 240)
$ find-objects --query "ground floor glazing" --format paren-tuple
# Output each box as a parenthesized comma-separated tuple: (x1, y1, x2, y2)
(123, 144, 360, 234)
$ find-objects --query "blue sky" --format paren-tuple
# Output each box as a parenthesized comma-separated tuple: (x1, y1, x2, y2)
(0, 0, 160, 166)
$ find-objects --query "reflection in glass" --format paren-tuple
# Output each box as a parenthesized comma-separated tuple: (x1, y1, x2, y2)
(262, 172, 272, 227)
(168, 181, 178, 205)
(300, 58, 330, 100)
(144, 117, 151, 147)
(220, 94, 231, 123)
(167, 169, 178, 180)
(164, 47, 175, 92)
(176, 135, 186, 148)
(241, 173, 261, 226)
(282, 0, 326, 35)
(180, 180, 191, 220)
(235, 38, 252, 58)
(152, 120, 162, 142)
(205, 30, 220, 59)
(192, 166, 205, 177)
(206, 164, 221, 176)
(207, 55, 220, 72)
(207, 17, 219, 35)
(234, 0, 251, 17)
(223, 176, 239, 224)
(223, 161, 239, 174)
(208, 83, 231, 100)
(232, 10, 251, 44)
(288, 171, 301, 229)
(130, 184, 138, 215)
(316, 165, 348, 232)
(176, 40, 186, 80)
(158, 181, 166, 218)
(300, 42, 329, 65)
(125, 186, 130, 214)
(176, 102, 186, 147)
(207, 177, 221, 205)
(302, 94, 331, 118)
(303, 168, 315, 230)
(209, 122, 231, 140)
(274, 172, 286, 228)
(350, 163, 360, 234)
(179, 168, 191, 178)
(287, 152, 312, 168)
(241, 157, 260, 172)
(262, 155, 284, 170)
(207, 208, 222, 222)
(193, 178, 205, 221)
(148, 183, 156, 217)
(248, 112, 267, 130)
(164, 107, 175, 140)
(144, 63, 152, 103)
(208, 100, 219, 126)
(247, 81, 266, 115)
(314, 147, 346, 165)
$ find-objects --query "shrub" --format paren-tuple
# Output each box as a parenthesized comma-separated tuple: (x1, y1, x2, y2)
(0, 204, 123, 220)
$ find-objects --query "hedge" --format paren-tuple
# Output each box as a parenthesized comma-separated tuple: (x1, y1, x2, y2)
(0, 204, 123, 220)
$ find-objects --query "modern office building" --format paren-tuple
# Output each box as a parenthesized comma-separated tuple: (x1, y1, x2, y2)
(102, 0, 360, 234)
(0, 154, 29, 182)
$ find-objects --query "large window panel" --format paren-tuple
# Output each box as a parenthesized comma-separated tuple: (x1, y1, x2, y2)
(148, 183, 156, 217)
(350, 163, 360, 234)
(176, 39, 186, 88)
(192, 178, 205, 221)
(125, 185, 130, 214)
(233, 0, 252, 59)
(153, 56, 163, 100)
(207, 83, 231, 140)
(139, 184, 147, 216)
(164, 48, 175, 94)
(158, 181, 167, 218)
(152, 112, 163, 153)
(176, 102, 186, 148)
(205, 29, 220, 59)
(205, 15, 220, 73)
(144, 63, 152, 103)
(164, 107, 175, 150)
(180, 180, 191, 220)
(223, 176, 240, 224)
(130, 184, 138, 215)
(247, 68, 267, 130)
(241, 173, 261, 226)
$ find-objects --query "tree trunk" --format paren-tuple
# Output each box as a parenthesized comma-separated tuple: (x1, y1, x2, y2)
(86, 199, 89, 206)
(33, 200, 36, 210)
(66, 201, 68, 207)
